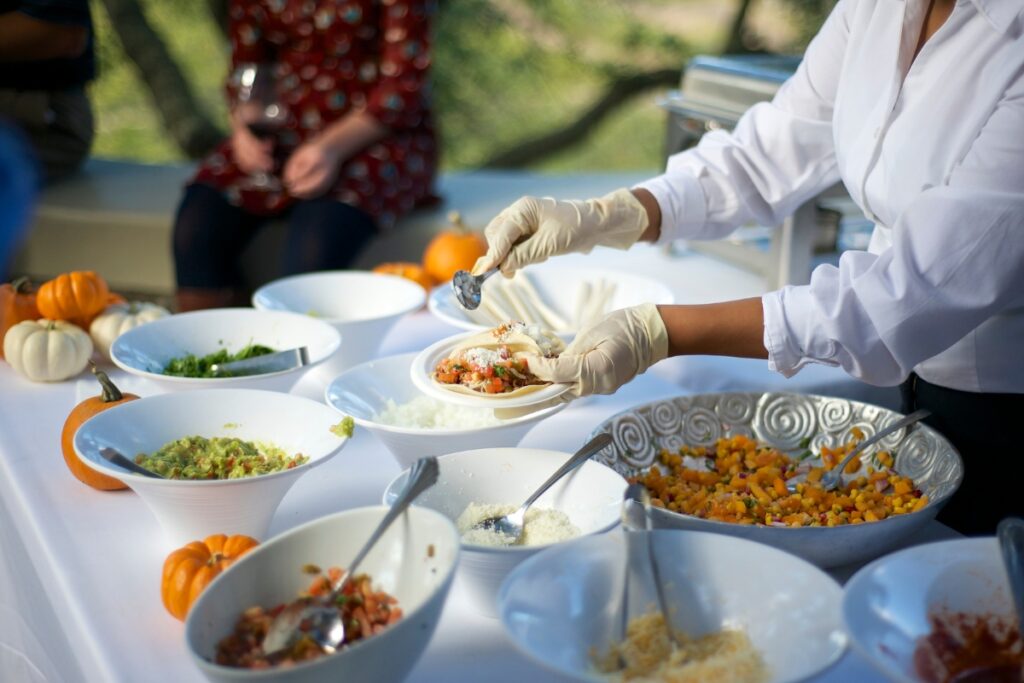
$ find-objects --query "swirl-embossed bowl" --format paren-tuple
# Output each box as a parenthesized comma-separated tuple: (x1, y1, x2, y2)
(589, 393, 963, 569)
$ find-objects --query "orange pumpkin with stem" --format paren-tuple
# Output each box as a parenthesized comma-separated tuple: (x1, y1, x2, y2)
(37, 271, 110, 328)
(373, 262, 437, 292)
(422, 211, 487, 283)
(162, 534, 260, 620)
(0, 277, 39, 360)
(60, 364, 138, 490)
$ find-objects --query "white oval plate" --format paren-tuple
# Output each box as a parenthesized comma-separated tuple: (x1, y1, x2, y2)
(411, 332, 570, 409)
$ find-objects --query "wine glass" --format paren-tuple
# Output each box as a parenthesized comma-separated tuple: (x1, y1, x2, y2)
(232, 62, 289, 191)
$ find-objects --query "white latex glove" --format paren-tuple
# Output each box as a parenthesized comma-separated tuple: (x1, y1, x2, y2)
(472, 189, 648, 277)
(524, 303, 669, 399)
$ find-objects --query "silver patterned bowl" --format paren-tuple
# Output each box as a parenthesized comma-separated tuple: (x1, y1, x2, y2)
(588, 393, 963, 569)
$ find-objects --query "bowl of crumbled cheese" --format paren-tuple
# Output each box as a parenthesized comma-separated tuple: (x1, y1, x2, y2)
(325, 352, 566, 470)
(382, 446, 627, 617)
(499, 530, 847, 683)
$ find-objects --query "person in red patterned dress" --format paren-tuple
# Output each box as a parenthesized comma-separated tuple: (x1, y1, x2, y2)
(172, 0, 437, 311)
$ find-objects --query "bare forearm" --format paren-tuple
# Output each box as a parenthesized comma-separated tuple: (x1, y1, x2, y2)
(657, 299, 768, 359)
(0, 13, 88, 61)
(633, 187, 662, 242)
(317, 109, 389, 161)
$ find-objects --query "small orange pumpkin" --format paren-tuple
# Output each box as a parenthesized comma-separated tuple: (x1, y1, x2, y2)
(60, 364, 138, 490)
(373, 262, 437, 292)
(0, 277, 39, 360)
(422, 211, 487, 283)
(162, 534, 260, 620)
(37, 271, 110, 328)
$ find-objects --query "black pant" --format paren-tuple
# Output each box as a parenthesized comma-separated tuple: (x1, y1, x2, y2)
(900, 373, 1024, 536)
(173, 183, 377, 289)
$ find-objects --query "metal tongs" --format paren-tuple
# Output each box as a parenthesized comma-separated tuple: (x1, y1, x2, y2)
(209, 347, 309, 377)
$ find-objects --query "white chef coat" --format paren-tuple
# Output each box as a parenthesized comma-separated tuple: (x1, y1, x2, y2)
(637, 0, 1024, 392)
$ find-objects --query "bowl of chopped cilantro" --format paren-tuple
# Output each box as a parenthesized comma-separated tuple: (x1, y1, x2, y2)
(73, 389, 354, 546)
(110, 308, 341, 393)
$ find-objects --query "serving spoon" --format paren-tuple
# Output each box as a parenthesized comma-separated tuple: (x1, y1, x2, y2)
(261, 456, 439, 658)
(99, 447, 163, 479)
(621, 483, 680, 653)
(786, 409, 931, 493)
(470, 432, 612, 545)
(452, 268, 498, 311)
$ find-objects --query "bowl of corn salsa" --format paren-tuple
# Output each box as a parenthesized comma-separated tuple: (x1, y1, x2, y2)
(588, 393, 963, 569)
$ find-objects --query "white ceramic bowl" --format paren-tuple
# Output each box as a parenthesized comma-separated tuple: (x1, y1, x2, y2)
(110, 308, 341, 393)
(843, 537, 1012, 683)
(325, 352, 566, 470)
(253, 271, 425, 373)
(382, 447, 627, 617)
(591, 393, 963, 569)
(500, 530, 847, 683)
(73, 389, 351, 547)
(186, 505, 460, 683)
(428, 262, 674, 337)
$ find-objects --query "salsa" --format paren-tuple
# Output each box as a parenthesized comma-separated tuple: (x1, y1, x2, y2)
(163, 343, 275, 378)
(215, 567, 402, 668)
(135, 436, 307, 479)
(434, 345, 541, 394)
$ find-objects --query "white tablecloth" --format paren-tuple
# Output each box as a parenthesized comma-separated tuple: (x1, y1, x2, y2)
(0, 246, 955, 682)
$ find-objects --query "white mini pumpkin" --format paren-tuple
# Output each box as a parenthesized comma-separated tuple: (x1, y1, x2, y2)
(89, 302, 170, 359)
(4, 319, 93, 382)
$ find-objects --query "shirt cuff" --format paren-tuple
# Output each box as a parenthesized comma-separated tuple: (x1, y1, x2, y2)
(762, 288, 842, 378)
(634, 170, 707, 245)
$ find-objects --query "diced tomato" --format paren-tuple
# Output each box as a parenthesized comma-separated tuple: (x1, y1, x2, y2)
(484, 378, 504, 394)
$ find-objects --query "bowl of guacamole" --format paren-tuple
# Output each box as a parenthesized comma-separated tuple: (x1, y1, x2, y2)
(135, 436, 309, 480)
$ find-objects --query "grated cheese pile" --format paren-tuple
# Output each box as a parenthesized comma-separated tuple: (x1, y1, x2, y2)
(460, 345, 509, 369)
(457, 502, 580, 547)
(373, 396, 503, 429)
(594, 613, 769, 683)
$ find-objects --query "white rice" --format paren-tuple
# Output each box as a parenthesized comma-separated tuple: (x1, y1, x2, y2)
(457, 502, 581, 547)
(373, 396, 503, 429)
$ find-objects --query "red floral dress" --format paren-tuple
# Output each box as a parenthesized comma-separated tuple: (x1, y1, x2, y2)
(192, 0, 437, 229)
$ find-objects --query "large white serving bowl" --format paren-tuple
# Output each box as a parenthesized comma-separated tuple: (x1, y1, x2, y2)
(428, 262, 675, 337)
(110, 308, 341, 393)
(186, 506, 460, 683)
(499, 530, 847, 683)
(73, 389, 351, 547)
(253, 271, 425, 373)
(383, 447, 626, 617)
(325, 352, 566, 469)
(590, 392, 964, 569)
(843, 537, 1012, 683)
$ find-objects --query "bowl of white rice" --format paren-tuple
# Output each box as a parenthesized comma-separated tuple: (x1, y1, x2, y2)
(383, 447, 627, 617)
(324, 353, 566, 469)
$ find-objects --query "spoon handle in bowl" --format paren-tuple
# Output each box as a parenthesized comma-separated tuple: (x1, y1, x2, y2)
(826, 409, 931, 485)
(335, 456, 439, 592)
(516, 433, 612, 515)
(997, 517, 1024, 636)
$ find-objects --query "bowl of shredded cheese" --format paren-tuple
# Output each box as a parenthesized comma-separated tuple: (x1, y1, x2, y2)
(382, 446, 627, 617)
(499, 530, 847, 683)
(325, 353, 566, 469)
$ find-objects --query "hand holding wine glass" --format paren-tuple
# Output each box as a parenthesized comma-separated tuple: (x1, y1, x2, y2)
(231, 62, 289, 190)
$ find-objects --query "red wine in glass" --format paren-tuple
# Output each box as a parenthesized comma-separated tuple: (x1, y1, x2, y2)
(233, 63, 289, 190)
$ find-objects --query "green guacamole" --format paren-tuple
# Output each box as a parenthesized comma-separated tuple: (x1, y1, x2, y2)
(135, 436, 308, 480)
(163, 343, 275, 378)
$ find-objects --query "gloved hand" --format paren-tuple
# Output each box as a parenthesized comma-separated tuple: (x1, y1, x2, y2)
(524, 303, 669, 399)
(472, 189, 648, 277)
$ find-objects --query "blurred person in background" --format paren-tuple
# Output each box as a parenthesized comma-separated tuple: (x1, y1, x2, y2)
(475, 0, 1023, 535)
(0, 121, 37, 275)
(0, 0, 94, 183)
(173, 0, 437, 312)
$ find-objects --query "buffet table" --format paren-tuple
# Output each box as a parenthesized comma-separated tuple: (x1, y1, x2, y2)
(0, 246, 957, 682)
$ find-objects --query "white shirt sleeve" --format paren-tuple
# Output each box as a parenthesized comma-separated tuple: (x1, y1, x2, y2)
(762, 76, 1024, 385)
(637, 0, 851, 242)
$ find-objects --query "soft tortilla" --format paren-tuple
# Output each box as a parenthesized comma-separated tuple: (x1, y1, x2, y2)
(432, 326, 563, 398)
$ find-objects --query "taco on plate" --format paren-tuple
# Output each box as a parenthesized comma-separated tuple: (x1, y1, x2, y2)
(432, 322, 565, 397)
